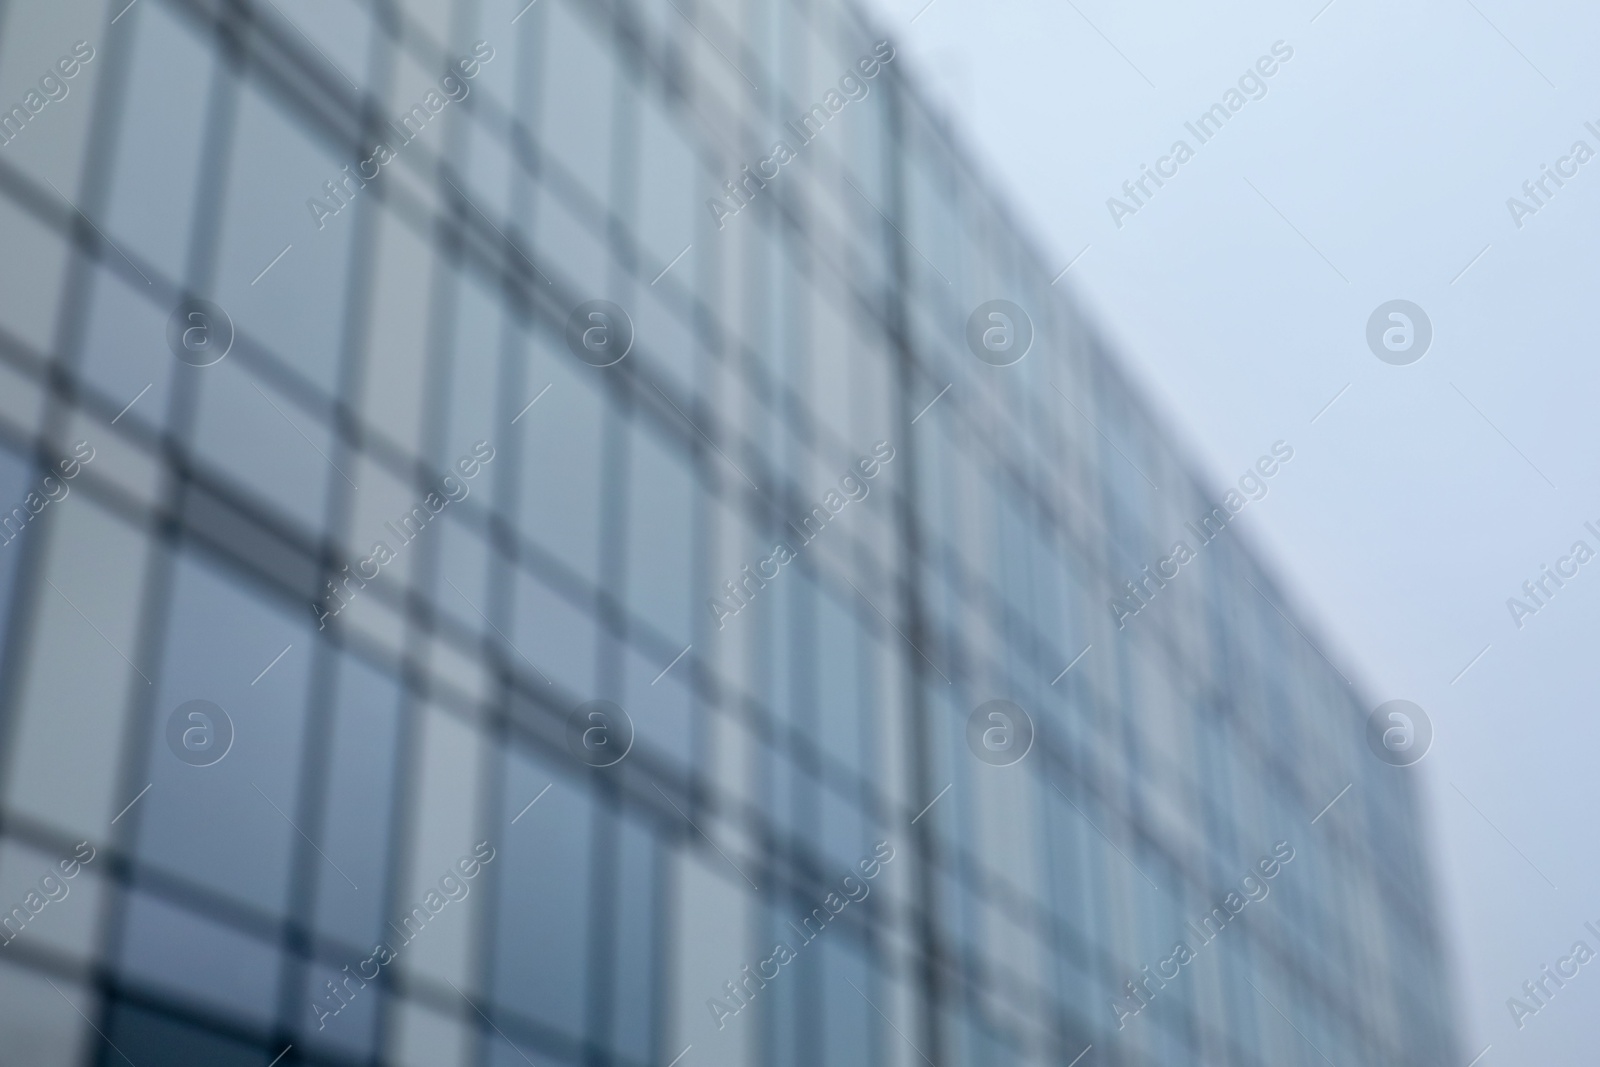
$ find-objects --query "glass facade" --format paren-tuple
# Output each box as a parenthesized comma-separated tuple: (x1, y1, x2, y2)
(0, 0, 1456, 1065)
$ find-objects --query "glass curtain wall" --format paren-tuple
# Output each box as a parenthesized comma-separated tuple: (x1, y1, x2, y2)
(0, 0, 1457, 1065)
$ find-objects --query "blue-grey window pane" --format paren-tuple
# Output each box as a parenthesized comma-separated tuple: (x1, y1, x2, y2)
(117, 889, 280, 1029)
(213, 86, 355, 393)
(444, 275, 505, 463)
(611, 813, 659, 1062)
(191, 364, 333, 535)
(0, 446, 31, 644)
(311, 654, 402, 947)
(513, 568, 595, 694)
(820, 941, 874, 1067)
(299, 956, 381, 1057)
(101, 2, 213, 282)
(491, 750, 592, 1038)
(78, 264, 174, 431)
(625, 425, 695, 645)
(516, 349, 606, 585)
(107, 1001, 267, 1067)
(623, 642, 693, 767)
(135, 553, 312, 915)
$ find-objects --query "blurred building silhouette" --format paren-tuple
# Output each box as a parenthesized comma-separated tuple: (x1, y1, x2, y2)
(0, 0, 1457, 1065)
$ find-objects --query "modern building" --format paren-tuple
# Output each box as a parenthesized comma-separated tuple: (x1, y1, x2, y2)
(0, 0, 1458, 1064)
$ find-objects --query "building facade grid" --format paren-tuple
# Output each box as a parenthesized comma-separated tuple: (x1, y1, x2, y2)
(0, 0, 1456, 1065)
